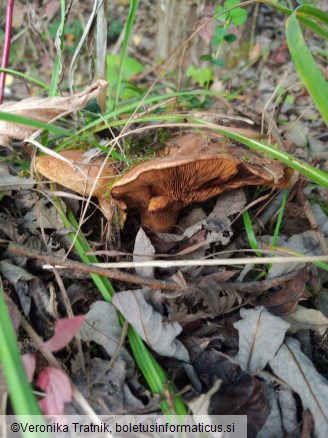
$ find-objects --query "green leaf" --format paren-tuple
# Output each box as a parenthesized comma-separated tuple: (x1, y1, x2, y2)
(212, 58, 225, 67)
(212, 25, 228, 45)
(200, 54, 213, 62)
(224, 0, 240, 7)
(107, 54, 144, 83)
(224, 33, 237, 43)
(214, 5, 226, 22)
(230, 7, 248, 26)
(286, 9, 328, 125)
(186, 66, 213, 87)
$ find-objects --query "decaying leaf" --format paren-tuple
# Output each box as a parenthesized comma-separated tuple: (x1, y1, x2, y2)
(0, 164, 35, 191)
(79, 301, 134, 371)
(209, 374, 269, 437)
(269, 337, 328, 438)
(42, 316, 85, 352)
(0, 80, 108, 146)
(72, 357, 143, 415)
(37, 367, 72, 415)
(0, 260, 50, 320)
(257, 387, 299, 438)
(260, 231, 322, 278)
(112, 288, 189, 361)
(259, 267, 309, 316)
(167, 275, 242, 323)
(234, 307, 290, 373)
(133, 227, 155, 278)
(188, 379, 222, 415)
(284, 305, 328, 336)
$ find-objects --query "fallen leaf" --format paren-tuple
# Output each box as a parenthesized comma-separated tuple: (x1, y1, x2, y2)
(258, 387, 299, 438)
(0, 80, 108, 146)
(37, 367, 72, 415)
(42, 316, 85, 352)
(260, 267, 309, 316)
(209, 374, 269, 437)
(133, 227, 155, 278)
(0, 164, 35, 191)
(234, 307, 290, 373)
(79, 302, 134, 371)
(284, 305, 328, 336)
(269, 337, 328, 438)
(112, 288, 189, 361)
(72, 357, 143, 414)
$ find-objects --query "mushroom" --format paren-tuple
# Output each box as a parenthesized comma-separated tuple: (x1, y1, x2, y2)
(111, 133, 295, 232)
(35, 150, 116, 219)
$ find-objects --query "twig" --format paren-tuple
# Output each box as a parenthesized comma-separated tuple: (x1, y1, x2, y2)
(6, 242, 180, 291)
(52, 254, 328, 269)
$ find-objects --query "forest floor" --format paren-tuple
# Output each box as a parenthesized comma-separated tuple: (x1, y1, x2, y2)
(0, 1, 328, 438)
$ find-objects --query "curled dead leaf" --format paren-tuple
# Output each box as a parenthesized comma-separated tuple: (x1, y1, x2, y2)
(0, 80, 108, 146)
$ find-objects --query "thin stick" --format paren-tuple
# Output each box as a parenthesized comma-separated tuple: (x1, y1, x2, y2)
(6, 242, 180, 290)
(60, 255, 328, 269)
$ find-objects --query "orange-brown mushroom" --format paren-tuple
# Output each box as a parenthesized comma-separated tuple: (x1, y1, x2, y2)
(111, 133, 295, 232)
(35, 150, 116, 219)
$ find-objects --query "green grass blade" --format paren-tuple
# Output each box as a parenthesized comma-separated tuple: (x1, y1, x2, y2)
(259, 1, 328, 39)
(272, 190, 287, 247)
(0, 288, 46, 424)
(113, 0, 140, 109)
(0, 68, 49, 90)
(286, 10, 328, 125)
(0, 112, 70, 137)
(243, 211, 262, 257)
(191, 121, 328, 188)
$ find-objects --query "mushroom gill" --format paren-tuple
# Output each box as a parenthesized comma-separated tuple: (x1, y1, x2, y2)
(111, 133, 296, 232)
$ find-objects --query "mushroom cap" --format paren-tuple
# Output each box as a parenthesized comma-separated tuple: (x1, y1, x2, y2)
(35, 149, 117, 219)
(35, 150, 115, 198)
(111, 136, 294, 223)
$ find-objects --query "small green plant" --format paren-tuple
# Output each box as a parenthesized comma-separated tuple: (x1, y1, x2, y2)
(194, 0, 248, 88)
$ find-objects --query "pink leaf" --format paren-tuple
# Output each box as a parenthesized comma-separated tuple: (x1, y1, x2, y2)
(37, 368, 72, 415)
(21, 353, 36, 382)
(42, 315, 85, 352)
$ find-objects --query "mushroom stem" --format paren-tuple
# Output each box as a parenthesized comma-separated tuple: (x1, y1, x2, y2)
(140, 209, 179, 233)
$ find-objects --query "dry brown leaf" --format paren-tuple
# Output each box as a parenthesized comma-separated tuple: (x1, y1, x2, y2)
(0, 80, 108, 146)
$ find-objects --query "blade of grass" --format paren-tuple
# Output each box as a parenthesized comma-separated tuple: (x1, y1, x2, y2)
(272, 190, 288, 247)
(0, 68, 49, 91)
(259, 0, 328, 39)
(0, 112, 70, 137)
(286, 8, 328, 125)
(53, 199, 187, 414)
(112, 0, 140, 109)
(190, 120, 328, 189)
(0, 287, 50, 438)
(243, 211, 262, 257)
